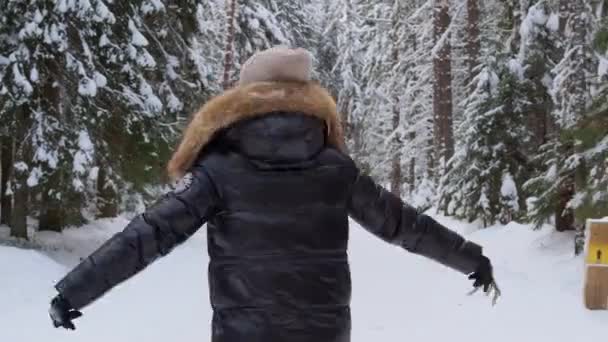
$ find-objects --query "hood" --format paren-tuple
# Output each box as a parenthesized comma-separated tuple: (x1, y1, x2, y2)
(219, 113, 327, 164)
(167, 81, 345, 180)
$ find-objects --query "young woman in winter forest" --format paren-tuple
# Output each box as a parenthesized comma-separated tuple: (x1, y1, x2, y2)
(49, 47, 500, 342)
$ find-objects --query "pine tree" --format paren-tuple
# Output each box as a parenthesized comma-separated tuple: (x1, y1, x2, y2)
(564, 4, 608, 227)
(0, 0, 225, 234)
(440, 60, 529, 225)
(326, 0, 367, 162)
(525, 0, 595, 231)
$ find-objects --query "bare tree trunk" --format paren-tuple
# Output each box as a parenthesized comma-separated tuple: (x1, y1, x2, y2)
(1, 136, 13, 226)
(465, 0, 480, 90)
(555, 176, 575, 231)
(389, 0, 402, 198)
(11, 176, 28, 239)
(11, 105, 29, 240)
(407, 26, 418, 195)
(390, 103, 402, 197)
(222, 0, 238, 90)
(433, 0, 454, 173)
(408, 131, 416, 194)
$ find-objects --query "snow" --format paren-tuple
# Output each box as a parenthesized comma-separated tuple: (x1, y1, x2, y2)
(79, 0, 92, 12)
(33, 10, 44, 24)
(501, 172, 519, 210)
(19, 20, 42, 39)
(128, 19, 149, 47)
(568, 192, 586, 209)
(46, 23, 64, 45)
(27, 68, 39, 86)
(527, 4, 549, 26)
(507, 59, 524, 80)
(140, 79, 163, 113)
(141, 0, 165, 15)
(93, 71, 107, 88)
(72, 130, 94, 179)
(78, 77, 97, 97)
(56, 0, 69, 13)
(545, 164, 557, 181)
(33, 143, 59, 170)
(14, 162, 28, 172)
(26, 167, 42, 187)
(12, 64, 33, 95)
(99, 34, 110, 47)
(94, 1, 115, 23)
(166, 92, 183, 112)
(546, 13, 559, 32)
(137, 50, 157, 68)
(518, 4, 549, 60)
(598, 54, 608, 77)
(2, 213, 606, 342)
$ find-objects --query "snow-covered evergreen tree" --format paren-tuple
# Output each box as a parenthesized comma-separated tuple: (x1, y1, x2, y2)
(0, 0, 225, 234)
(440, 61, 530, 225)
(324, 0, 369, 166)
(525, 0, 596, 230)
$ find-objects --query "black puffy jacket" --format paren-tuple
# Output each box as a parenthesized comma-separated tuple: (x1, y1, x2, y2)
(55, 82, 483, 342)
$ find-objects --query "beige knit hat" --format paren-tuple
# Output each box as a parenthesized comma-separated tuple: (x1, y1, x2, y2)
(238, 46, 313, 86)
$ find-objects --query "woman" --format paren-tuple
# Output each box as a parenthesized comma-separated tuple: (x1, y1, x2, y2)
(49, 47, 499, 342)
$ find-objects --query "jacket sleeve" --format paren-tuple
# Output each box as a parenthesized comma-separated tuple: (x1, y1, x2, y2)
(347, 172, 482, 275)
(55, 166, 219, 310)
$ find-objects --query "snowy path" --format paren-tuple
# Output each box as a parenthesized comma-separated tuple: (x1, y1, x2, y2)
(2, 214, 606, 342)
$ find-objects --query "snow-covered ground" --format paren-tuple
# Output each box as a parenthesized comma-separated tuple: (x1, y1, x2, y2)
(1, 212, 606, 342)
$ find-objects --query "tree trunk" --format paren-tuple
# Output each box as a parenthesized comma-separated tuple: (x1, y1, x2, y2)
(409, 130, 416, 195)
(389, 0, 402, 198)
(10, 105, 29, 240)
(555, 171, 575, 232)
(38, 56, 72, 233)
(465, 0, 480, 90)
(10, 174, 28, 239)
(1, 136, 13, 226)
(222, 0, 238, 90)
(39, 172, 64, 233)
(433, 0, 454, 173)
(97, 165, 118, 218)
(390, 102, 402, 198)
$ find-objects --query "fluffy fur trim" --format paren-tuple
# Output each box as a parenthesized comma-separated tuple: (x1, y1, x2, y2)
(167, 81, 345, 180)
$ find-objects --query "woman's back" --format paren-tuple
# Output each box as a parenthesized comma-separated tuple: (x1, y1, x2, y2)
(201, 113, 356, 341)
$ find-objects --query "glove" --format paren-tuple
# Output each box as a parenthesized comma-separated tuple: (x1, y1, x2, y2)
(467, 255, 501, 305)
(49, 294, 82, 330)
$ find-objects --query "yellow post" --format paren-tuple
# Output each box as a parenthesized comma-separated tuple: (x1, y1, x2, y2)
(584, 219, 608, 310)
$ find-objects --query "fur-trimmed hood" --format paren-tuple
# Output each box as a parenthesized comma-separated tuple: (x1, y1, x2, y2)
(167, 81, 345, 180)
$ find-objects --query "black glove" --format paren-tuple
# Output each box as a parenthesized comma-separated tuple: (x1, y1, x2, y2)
(468, 255, 501, 305)
(49, 295, 82, 330)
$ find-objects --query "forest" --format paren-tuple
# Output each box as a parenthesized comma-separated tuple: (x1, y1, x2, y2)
(0, 0, 606, 251)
